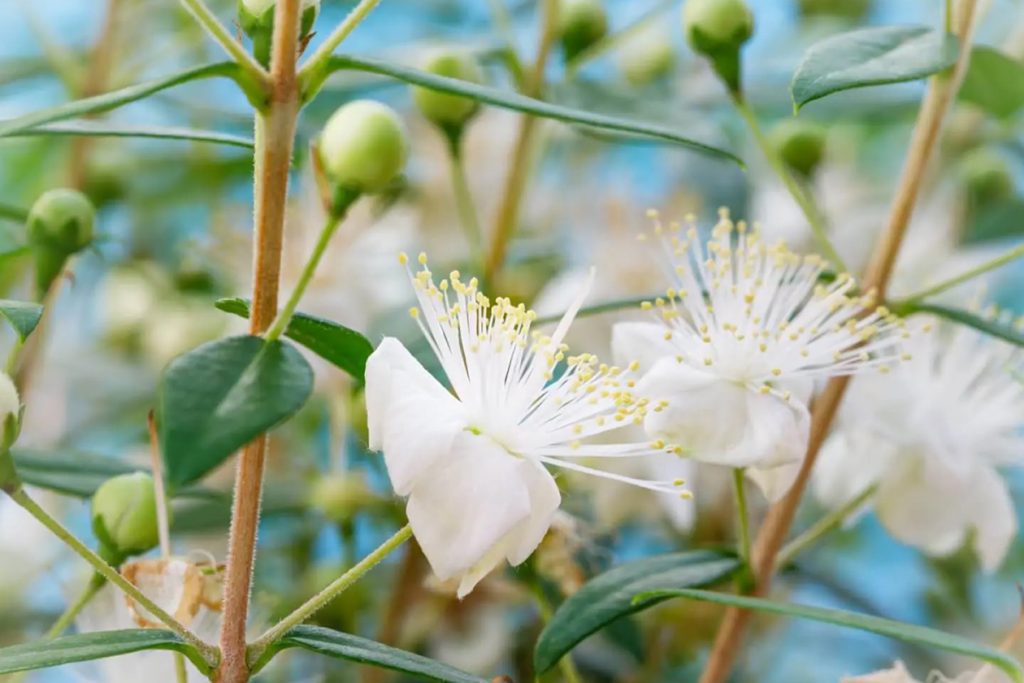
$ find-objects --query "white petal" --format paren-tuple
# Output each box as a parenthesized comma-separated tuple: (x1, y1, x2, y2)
(406, 431, 531, 583)
(813, 430, 897, 510)
(611, 321, 680, 372)
(965, 466, 1016, 572)
(842, 661, 920, 682)
(504, 459, 561, 566)
(646, 454, 697, 531)
(365, 337, 466, 495)
(745, 462, 800, 503)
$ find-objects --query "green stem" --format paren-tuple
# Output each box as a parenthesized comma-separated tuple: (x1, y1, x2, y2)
(179, 0, 268, 85)
(174, 651, 189, 683)
(447, 134, 485, 271)
(530, 583, 584, 683)
(775, 484, 877, 570)
(5, 487, 218, 667)
(248, 524, 412, 664)
(0, 202, 29, 223)
(897, 242, 1024, 304)
(298, 0, 382, 99)
(733, 98, 847, 273)
(264, 203, 353, 342)
(732, 468, 752, 568)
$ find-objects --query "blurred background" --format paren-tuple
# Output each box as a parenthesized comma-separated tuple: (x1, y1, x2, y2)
(0, 0, 1023, 681)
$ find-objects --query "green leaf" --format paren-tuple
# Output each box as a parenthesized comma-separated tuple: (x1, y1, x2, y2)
(0, 629, 208, 676)
(6, 121, 254, 148)
(959, 46, 1024, 118)
(791, 26, 958, 110)
(11, 448, 221, 500)
(534, 550, 739, 674)
(896, 302, 1024, 348)
(964, 198, 1024, 244)
(635, 589, 1024, 683)
(0, 299, 43, 341)
(216, 298, 374, 383)
(326, 55, 743, 166)
(0, 203, 28, 223)
(157, 335, 314, 488)
(0, 62, 242, 139)
(256, 625, 489, 682)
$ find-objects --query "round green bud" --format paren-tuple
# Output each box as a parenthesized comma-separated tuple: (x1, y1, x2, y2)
(619, 25, 676, 86)
(411, 50, 484, 130)
(238, 0, 320, 66)
(91, 472, 164, 560)
(27, 188, 95, 256)
(960, 149, 1014, 203)
(682, 0, 754, 54)
(771, 119, 827, 177)
(559, 0, 609, 62)
(318, 101, 409, 195)
(309, 473, 377, 524)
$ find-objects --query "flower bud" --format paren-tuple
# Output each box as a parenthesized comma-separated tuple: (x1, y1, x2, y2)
(559, 0, 609, 62)
(238, 0, 320, 66)
(960, 149, 1014, 204)
(318, 101, 409, 196)
(682, 0, 754, 93)
(771, 119, 826, 177)
(619, 24, 676, 86)
(412, 50, 484, 132)
(91, 472, 164, 561)
(309, 473, 378, 524)
(27, 188, 96, 296)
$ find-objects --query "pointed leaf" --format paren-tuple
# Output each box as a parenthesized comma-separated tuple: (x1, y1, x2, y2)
(326, 55, 743, 166)
(636, 589, 1024, 683)
(0, 629, 208, 675)
(216, 298, 374, 383)
(257, 625, 490, 682)
(7, 121, 254, 148)
(0, 300, 43, 341)
(157, 335, 314, 488)
(959, 46, 1024, 118)
(791, 26, 959, 110)
(534, 550, 739, 673)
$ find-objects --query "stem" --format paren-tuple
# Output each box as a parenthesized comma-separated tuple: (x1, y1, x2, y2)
(733, 98, 846, 273)
(530, 581, 584, 683)
(248, 525, 412, 665)
(446, 135, 485, 271)
(732, 469, 752, 569)
(775, 484, 877, 570)
(179, 0, 268, 86)
(6, 487, 217, 665)
(298, 0, 382, 100)
(264, 209, 349, 343)
(484, 0, 558, 286)
(697, 5, 979, 682)
(46, 573, 106, 639)
(897, 243, 1024, 304)
(218, 1, 302, 680)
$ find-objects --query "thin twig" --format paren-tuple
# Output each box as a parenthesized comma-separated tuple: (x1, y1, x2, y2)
(179, 0, 268, 86)
(298, 0, 382, 99)
(897, 243, 1024, 304)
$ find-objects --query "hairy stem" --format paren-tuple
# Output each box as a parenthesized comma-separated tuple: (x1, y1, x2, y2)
(697, 4, 980, 682)
(247, 525, 412, 668)
(217, 2, 302, 681)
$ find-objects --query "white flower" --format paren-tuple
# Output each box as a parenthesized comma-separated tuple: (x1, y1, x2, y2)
(0, 490, 59, 601)
(815, 317, 1024, 571)
(612, 209, 903, 501)
(73, 558, 223, 683)
(365, 254, 688, 597)
(842, 660, 1007, 683)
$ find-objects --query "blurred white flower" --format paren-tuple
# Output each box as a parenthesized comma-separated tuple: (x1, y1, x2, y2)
(842, 660, 1007, 682)
(0, 491, 59, 600)
(74, 558, 223, 683)
(365, 255, 688, 597)
(613, 209, 903, 501)
(815, 317, 1024, 571)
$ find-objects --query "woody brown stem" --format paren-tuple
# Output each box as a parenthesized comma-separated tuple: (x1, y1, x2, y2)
(216, 1, 301, 681)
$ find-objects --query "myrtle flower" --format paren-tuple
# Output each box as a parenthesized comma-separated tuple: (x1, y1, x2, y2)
(815, 316, 1024, 571)
(842, 660, 1006, 683)
(365, 254, 688, 597)
(612, 209, 903, 501)
(74, 558, 223, 682)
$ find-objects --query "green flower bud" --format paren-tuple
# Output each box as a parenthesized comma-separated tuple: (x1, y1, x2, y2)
(91, 472, 165, 561)
(238, 0, 320, 66)
(682, 0, 754, 93)
(309, 473, 378, 524)
(960, 149, 1014, 204)
(559, 0, 609, 62)
(318, 101, 409, 196)
(619, 24, 676, 86)
(771, 119, 826, 177)
(27, 189, 96, 296)
(412, 50, 484, 133)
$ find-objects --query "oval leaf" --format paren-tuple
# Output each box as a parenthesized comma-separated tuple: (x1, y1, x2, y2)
(157, 335, 314, 488)
(636, 589, 1024, 683)
(258, 625, 491, 682)
(534, 550, 739, 674)
(215, 298, 374, 383)
(0, 629, 207, 675)
(959, 46, 1024, 118)
(327, 55, 743, 166)
(791, 26, 959, 110)
(8, 121, 254, 148)
(0, 299, 43, 341)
